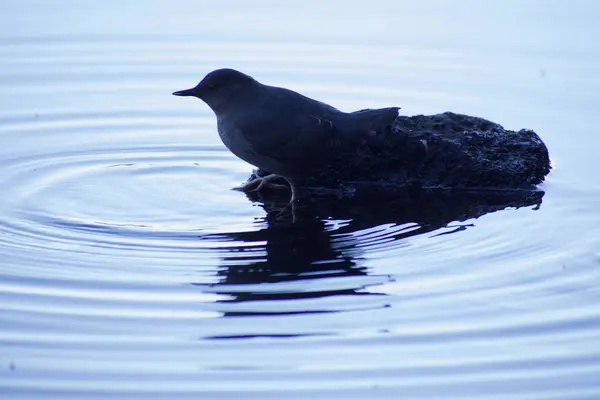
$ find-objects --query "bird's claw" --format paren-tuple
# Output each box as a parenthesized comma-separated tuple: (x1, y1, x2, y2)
(233, 174, 290, 199)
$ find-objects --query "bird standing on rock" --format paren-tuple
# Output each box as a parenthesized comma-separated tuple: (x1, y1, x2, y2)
(173, 68, 400, 203)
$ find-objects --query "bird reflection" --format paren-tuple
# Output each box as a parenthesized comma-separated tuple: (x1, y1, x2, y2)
(198, 217, 387, 314)
(195, 187, 545, 316)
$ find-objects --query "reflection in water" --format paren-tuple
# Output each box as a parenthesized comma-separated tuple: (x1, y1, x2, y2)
(197, 217, 385, 320)
(197, 188, 544, 318)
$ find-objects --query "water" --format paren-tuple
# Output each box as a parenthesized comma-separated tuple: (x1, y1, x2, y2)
(1, 1, 600, 398)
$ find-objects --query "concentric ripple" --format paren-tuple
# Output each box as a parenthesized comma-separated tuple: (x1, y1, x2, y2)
(2, 2, 600, 398)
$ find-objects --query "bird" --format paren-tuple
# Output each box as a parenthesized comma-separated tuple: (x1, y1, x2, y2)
(173, 68, 400, 204)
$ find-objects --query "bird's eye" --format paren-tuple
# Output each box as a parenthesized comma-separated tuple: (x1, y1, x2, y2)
(206, 83, 216, 90)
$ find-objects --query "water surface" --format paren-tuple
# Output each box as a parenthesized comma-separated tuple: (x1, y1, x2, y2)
(1, 1, 600, 398)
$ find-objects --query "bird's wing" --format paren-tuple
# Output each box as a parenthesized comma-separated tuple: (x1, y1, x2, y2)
(240, 113, 340, 161)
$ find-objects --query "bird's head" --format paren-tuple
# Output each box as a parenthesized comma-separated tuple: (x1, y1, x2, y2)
(173, 68, 258, 114)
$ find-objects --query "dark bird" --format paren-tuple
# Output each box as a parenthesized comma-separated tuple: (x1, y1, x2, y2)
(173, 68, 400, 203)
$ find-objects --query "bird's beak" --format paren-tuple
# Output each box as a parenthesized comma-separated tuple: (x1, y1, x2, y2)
(172, 88, 197, 97)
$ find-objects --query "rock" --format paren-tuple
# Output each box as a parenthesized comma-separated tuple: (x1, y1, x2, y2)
(247, 112, 551, 190)
(244, 182, 545, 225)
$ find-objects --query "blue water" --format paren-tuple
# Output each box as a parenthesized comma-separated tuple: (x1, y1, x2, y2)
(1, 1, 600, 398)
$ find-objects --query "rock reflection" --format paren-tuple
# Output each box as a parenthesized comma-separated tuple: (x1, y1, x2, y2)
(197, 188, 545, 315)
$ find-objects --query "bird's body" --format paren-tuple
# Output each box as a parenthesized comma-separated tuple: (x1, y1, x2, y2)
(173, 69, 399, 195)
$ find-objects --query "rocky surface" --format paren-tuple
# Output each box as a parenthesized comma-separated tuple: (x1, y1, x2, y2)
(248, 112, 551, 190)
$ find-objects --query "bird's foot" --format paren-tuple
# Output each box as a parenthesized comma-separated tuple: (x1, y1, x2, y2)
(272, 199, 300, 223)
(234, 174, 290, 194)
(276, 180, 306, 223)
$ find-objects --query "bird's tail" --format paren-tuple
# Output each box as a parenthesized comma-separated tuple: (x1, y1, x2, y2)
(346, 107, 400, 130)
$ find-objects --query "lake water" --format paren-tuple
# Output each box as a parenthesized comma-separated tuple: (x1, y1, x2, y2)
(1, 1, 600, 398)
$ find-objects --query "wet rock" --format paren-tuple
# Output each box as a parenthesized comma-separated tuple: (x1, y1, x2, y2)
(247, 183, 545, 226)
(247, 112, 551, 190)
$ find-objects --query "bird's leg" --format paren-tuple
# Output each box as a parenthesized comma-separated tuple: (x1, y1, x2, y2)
(234, 173, 289, 193)
(289, 179, 306, 204)
(270, 178, 304, 222)
(287, 179, 308, 223)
